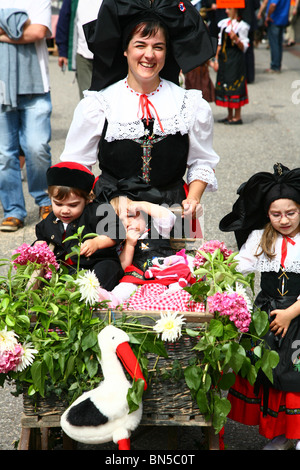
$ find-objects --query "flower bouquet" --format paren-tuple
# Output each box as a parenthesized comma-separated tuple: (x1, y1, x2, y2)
(184, 240, 279, 433)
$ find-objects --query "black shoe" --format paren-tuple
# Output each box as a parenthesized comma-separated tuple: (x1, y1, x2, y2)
(225, 119, 243, 125)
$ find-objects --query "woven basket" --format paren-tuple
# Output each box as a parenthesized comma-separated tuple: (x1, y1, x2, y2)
(143, 334, 202, 419)
(23, 389, 68, 417)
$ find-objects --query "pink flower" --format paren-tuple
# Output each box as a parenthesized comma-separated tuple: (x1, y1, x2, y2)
(13, 242, 59, 279)
(193, 240, 233, 269)
(0, 344, 23, 374)
(207, 291, 251, 333)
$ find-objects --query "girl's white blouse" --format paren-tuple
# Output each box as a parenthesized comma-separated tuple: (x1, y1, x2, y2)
(237, 229, 300, 274)
(217, 18, 250, 52)
(60, 78, 219, 191)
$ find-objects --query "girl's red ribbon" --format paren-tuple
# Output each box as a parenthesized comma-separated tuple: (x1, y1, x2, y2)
(281, 236, 295, 268)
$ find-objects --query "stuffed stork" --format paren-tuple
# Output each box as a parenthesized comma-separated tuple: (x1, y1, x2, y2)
(60, 325, 147, 450)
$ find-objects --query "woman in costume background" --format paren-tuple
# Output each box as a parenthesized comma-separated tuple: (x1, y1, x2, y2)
(220, 163, 300, 450)
(60, 0, 219, 223)
(214, 7, 250, 125)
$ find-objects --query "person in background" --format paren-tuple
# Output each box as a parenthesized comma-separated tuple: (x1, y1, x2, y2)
(214, 7, 250, 125)
(258, 0, 290, 72)
(0, 0, 53, 232)
(243, 0, 261, 83)
(55, 0, 102, 99)
(285, 0, 299, 47)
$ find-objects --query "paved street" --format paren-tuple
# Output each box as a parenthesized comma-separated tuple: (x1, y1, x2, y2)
(0, 41, 299, 451)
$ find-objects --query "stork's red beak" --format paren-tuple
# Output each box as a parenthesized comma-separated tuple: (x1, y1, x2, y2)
(116, 342, 147, 391)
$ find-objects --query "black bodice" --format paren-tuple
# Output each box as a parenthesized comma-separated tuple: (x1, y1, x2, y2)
(98, 119, 189, 188)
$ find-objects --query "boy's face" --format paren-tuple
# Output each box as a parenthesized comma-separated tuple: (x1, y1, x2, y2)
(51, 192, 87, 224)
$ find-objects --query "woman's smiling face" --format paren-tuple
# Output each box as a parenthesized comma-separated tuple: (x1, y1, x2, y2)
(124, 25, 167, 92)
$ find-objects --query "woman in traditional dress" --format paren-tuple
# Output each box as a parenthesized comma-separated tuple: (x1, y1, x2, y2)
(60, 0, 219, 222)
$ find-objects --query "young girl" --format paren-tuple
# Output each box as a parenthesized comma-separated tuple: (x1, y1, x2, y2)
(220, 163, 300, 450)
(34, 162, 124, 290)
(214, 8, 250, 124)
(98, 196, 194, 307)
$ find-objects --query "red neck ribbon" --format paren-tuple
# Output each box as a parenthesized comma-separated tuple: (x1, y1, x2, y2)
(281, 236, 295, 268)
(138, 94, 164, 133)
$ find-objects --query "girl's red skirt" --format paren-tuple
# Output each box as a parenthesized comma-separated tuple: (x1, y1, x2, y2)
(228, 374, 300, 439)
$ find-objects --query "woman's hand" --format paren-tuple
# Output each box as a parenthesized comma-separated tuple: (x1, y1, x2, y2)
(181, 198, 203, 219)
(183, 180, 206, 219)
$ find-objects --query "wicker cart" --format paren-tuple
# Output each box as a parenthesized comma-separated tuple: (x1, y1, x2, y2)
(18, 235, 219, 450)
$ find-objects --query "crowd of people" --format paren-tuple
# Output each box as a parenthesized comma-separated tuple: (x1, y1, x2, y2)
(0, 0, 299, 451)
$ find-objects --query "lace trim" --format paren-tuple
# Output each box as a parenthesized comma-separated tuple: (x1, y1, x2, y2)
(187, 165, 218, 190)
(104, 90, 199, 142)
(255, 259, 300, 274)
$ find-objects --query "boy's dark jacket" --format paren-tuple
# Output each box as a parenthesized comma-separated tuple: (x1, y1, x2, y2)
(35, 200, 122, 269)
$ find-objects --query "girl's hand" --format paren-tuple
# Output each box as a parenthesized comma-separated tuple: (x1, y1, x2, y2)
(269, 309, 293, 338)
(126, 227, 140, 246)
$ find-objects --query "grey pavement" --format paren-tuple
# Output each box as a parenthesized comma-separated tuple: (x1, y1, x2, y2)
(0, 41, 299, 451)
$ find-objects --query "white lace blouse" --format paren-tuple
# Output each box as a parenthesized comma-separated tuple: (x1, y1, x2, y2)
(60, 78, 219, 191)
(217, 18, 250, 52)
(237, 229, 300, 274)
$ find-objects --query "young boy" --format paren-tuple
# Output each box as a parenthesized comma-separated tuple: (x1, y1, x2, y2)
(35, 162, 123, 290)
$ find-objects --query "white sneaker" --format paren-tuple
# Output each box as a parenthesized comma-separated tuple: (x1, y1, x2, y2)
(295, 440, 300, 450)
(263, 435, 294, 450)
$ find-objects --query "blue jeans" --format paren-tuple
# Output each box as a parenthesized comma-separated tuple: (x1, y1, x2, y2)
(0, 93, 52, 220)
(267, 23, 284, 71)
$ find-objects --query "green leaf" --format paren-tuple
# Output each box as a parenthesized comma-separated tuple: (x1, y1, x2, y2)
(50, 303, 59, 315)
(185, 328, 200, 337)
(5, 314, 15, 327)
(43, 351, 54, 380)
(31, 361, 46, 396)
(184, 365, 202, 391)
(219, 371, 236, 390)
(83, 232, 98, 240)
(252, 308, 269, 337)
(212, 395, 231, 434)
(223, 323, 239, 340)
(196, 389, 210, 414)
(82, 330, 98, 352)
(208, 319, 224, 338)
(223, 342, 246, 374)
(64, 356, 75, 380)
(261, 349, 279, 383)
(246, 364, 258, 385)
(85, 356, 99, 378)
(127, 378, 145, 413)
(0, 296, 10, 311)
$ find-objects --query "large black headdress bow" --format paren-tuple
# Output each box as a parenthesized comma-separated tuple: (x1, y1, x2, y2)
(84, 0, 217, 90)
(219, 163, 300, 248)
